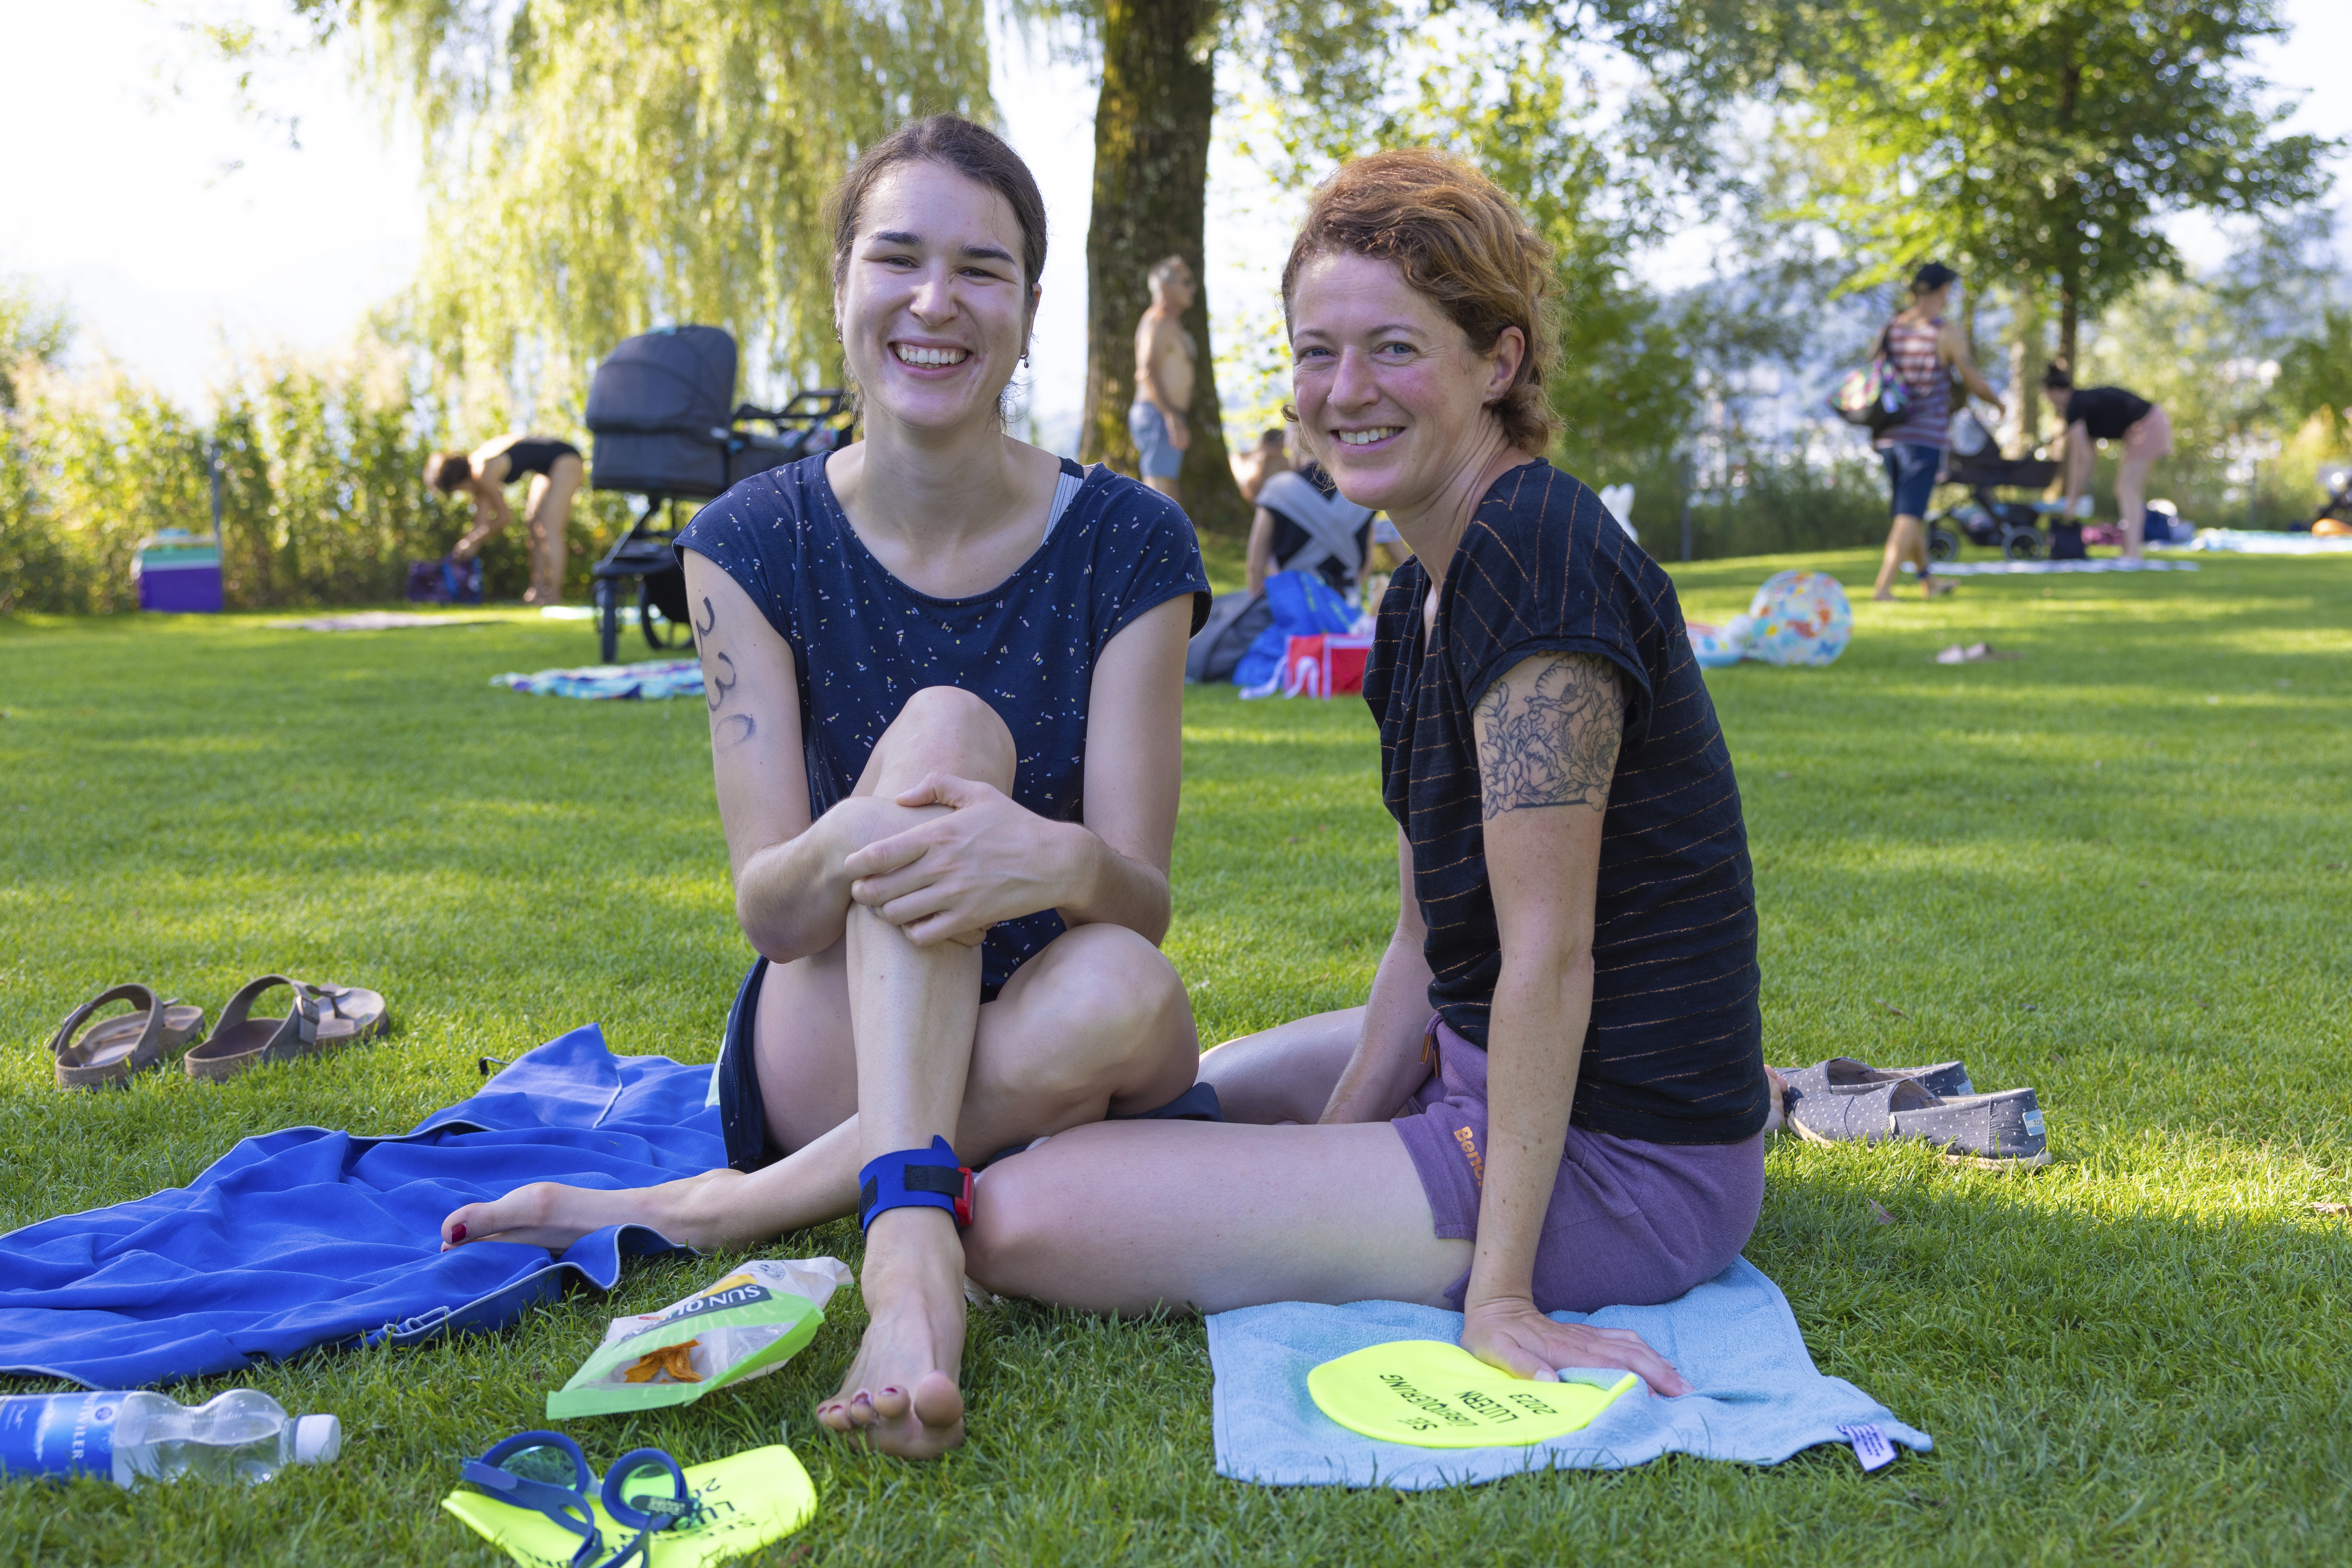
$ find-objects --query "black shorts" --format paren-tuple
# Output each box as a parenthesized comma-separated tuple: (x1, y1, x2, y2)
(714, 957, 1223, 1173)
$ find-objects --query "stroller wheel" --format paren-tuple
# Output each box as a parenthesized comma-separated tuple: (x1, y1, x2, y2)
(1926, 524, 1960, 562)
(2002, 528, 2044, 562)
(639, 580, 692, 652)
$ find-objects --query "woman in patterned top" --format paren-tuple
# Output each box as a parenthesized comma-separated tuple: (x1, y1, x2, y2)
(436, 116, 1212, 1459)
(1868, 262, 2006, 602)
(961, 149, 1774, 1397)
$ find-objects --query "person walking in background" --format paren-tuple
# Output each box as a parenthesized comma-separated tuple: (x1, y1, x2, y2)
(424, 435, 585, 605)
(1130, 255, 1197, 501)
(1869, 263, 2005, 602)
(2042, 366, 2172, 562)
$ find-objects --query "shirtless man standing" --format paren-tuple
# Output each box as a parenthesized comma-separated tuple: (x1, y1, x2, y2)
(1129, 255, 1196, 501)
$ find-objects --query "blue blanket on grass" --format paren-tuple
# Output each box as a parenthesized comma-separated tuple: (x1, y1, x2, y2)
(1207, 1258, 1931, 1488)
(0, 1026, 719, 1390)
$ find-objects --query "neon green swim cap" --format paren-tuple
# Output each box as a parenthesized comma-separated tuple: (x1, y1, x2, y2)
(1307, 1340, 1639, 1449)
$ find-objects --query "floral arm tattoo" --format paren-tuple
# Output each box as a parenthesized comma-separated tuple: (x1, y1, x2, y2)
(1472, 653, 1625, 819)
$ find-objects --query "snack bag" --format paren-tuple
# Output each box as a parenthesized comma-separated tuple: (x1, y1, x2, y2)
(547, 1258, 850, 1419)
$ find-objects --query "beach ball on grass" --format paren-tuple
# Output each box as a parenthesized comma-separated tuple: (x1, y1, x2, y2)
(1741, 570, 1852, 666)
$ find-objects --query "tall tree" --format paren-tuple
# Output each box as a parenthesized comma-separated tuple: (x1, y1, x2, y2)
(1772, 0, 2328, 433)
(294, 0, 995, 405)
(1012, 0, 1401, 534)
(1078, 0, 1235, 529)
(1223, 21, 1702, 472)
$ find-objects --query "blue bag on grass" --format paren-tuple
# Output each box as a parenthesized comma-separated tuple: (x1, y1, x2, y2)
(1232, 571, 1358, 691)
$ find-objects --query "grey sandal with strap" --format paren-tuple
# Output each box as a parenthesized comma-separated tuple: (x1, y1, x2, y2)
(50, 984, 206, 1089)
(299, 982, 389, 1045)
(183, 976, 327, 1083)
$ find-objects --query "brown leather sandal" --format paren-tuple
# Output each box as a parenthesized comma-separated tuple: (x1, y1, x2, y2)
(183, 976, 328, 1083)
(50, 984, 206, 1089)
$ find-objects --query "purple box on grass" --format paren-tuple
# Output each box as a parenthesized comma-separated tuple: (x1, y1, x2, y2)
(136, 532, 223, 613)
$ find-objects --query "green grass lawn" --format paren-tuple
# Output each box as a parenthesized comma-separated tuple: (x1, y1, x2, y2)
(2, 547, 2349, 1565)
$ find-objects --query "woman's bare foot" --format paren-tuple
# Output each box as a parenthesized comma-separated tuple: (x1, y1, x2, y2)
(1872, 588, 1896, 602)
(439, 1170, 744, 1253)
(818, 1207, 967, 1459)
(1762, 1065, 1788, 1136)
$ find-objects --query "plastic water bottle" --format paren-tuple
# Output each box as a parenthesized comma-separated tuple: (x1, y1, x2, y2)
(0, 1389, 340, 1488)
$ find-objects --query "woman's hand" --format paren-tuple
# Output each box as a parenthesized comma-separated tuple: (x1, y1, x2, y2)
(1460, 1295, 1691, 1397)
(842, 772, 1081, 946)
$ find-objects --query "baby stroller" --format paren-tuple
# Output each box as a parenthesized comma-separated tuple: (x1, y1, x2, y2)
(1925, 414, 2063, 565)
(584, 325, 854, 663)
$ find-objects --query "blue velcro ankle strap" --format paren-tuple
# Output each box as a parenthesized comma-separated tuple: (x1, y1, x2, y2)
(858, 1137, 973, 1230)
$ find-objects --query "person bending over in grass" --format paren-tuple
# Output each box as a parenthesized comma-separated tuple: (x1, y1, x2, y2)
(956, 149, 1774, 1394)
(2042, 364, 2172, 563)
(437, 114, 1212, 1459)
(424, 434, 585, 605)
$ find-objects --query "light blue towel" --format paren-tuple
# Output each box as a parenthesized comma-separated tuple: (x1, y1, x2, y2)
(1206, 1257, 1930, 1488)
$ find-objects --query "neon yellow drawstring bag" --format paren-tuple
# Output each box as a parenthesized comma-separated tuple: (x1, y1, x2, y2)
(443, 1444, 815, 1568)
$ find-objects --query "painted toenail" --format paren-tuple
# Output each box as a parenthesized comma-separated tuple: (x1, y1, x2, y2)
(881, 1387, 902, 1397)
(451, 1223, 467, 1241)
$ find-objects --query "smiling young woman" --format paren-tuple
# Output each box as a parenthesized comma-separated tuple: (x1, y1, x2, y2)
(956, 149, 1772, 1400)
(433, 116, 1214, 1460)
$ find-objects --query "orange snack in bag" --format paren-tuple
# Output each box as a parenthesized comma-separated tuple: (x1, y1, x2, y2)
(620, 1339, 703, 1384)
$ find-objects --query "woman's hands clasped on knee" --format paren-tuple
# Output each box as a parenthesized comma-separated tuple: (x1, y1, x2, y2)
(1460, 1295, 1691, 1397)
(843, 771, 1086, 947)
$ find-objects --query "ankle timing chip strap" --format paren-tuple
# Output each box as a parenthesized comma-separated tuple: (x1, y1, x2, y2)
(858, 1137, 973, 1230)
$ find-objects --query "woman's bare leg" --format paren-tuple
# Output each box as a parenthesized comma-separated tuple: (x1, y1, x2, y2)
(1196, 1007, 1365, 1124)
(1872, 515, 1943, 600)
(440, 684, 1199, 1457)
(2115, 448, 2154, 562)
(521, 457, 582, 605)
(965, 1119, 1470, 1313)
(437, 927, 1193, 1253)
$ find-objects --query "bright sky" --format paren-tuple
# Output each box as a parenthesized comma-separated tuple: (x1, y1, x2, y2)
(2, 0, 2346, 448)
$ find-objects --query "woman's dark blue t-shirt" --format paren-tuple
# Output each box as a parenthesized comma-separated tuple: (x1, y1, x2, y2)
(677, 453, 1210, 998)
(1362, 460, 1769, 1144)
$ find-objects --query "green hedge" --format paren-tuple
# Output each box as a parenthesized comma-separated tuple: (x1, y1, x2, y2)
(0, 356, 636, 615)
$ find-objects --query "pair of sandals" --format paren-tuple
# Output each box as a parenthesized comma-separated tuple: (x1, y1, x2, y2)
(1772, 1056, 2048, 1167)
(48, 977, 390, 1089)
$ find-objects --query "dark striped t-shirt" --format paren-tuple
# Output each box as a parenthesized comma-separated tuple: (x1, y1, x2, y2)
(1362, 460, 1768, 1144)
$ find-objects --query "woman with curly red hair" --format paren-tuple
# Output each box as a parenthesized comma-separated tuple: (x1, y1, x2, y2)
(963, 149, 1773, 1398)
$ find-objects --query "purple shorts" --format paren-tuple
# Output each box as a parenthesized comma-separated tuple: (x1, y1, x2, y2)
(1392, 1018, 1765, 1314)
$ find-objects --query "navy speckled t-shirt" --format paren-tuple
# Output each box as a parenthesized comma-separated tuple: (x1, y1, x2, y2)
(677, 452, 1210, 998)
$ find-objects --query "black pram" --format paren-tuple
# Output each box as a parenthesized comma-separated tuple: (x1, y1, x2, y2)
(583, 325, 854, 662)
(1926, 453, 2063, 563)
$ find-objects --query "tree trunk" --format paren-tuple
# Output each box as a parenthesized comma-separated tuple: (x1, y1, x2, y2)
(2004, 276, 2042, 455)
(2058, 285, 2079, 381)
(1078, 0, 1246, 536)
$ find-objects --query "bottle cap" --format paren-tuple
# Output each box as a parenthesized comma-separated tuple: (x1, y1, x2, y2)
(292, 1414, 342, 1464)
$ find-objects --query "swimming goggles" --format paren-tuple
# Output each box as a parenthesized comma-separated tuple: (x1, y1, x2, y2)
(460, 1430, 701, 1568)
